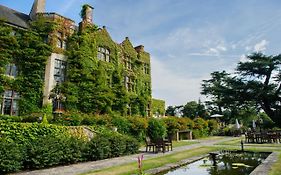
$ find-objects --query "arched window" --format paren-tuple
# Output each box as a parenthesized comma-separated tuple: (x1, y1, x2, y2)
(97, 47, 110, 62)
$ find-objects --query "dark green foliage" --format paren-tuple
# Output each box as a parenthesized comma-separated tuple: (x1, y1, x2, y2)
(152, 98, 165, 116)
(107, 133, 127, 157)
(165, 106, 176, 116)
(147, 118, 167, 141)
(86, 135, 111, 160)
(0, 19, 52, 115)
(85, 131, 139, 160)
(24, 134, 85, 169)
(0, 139, 24, 174)
(123, 135, 139, 155)
(163, 117, 179, 134)
(202, 53, 281, 127)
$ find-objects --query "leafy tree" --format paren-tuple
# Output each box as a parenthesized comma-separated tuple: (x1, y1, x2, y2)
(165, 106, 175, 116)
(182, 101, 207, 119)
(235, 53, 281, 126)
(202, 53, 281, 127)
(201, 71, 230, 114)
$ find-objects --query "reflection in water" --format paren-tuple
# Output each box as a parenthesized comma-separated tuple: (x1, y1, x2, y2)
(160, 151, 269, 175)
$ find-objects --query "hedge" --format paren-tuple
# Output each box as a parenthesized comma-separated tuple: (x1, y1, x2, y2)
(0, 121, 139, 174)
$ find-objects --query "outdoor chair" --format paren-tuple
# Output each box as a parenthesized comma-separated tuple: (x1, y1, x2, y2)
(164, 136, 173, 151)
(155, 138, 166, 153)
(145, 137, 155, 152)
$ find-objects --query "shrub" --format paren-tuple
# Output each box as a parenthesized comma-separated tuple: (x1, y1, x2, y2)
(163, 117, 179, 135)
(107, 133, 127, 157)
(111, 114, 131, 134)
(0, 139, 24, 174)
(193, 117, 208, 130)
(147, 118, 167, 141)
(207, 119, 219, 134)
(86, 135, 111, 160)
(127, 116, 148, 141)
(24, 134, 86, 169)
(123, 135, 139, 155)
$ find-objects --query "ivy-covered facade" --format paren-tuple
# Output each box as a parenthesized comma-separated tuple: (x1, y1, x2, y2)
(0, 0, 152, 116)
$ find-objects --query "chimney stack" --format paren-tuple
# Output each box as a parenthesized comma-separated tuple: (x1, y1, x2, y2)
(29, 0, 46, 20)
(82, 4, 94, 24)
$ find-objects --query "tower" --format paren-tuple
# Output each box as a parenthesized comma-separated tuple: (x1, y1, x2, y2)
(29, 0, 46, 20)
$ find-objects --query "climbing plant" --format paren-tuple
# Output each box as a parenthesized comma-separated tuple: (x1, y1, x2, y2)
(0, 18, 53, 115)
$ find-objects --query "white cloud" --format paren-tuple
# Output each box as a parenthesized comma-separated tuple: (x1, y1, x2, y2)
(239, 54, 248, 63)
(151, 56, 208, 106)
(254, 40, 269, 52)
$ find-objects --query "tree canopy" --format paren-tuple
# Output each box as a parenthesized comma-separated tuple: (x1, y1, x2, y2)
(201, 53, 281, 127)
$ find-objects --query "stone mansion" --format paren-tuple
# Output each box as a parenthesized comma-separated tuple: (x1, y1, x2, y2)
(0, 0, 156, 116)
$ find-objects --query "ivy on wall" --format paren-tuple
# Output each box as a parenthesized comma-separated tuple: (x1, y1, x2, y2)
(152, 98, 165, 116)
(0, 18, 52, 115)
(1, 5, 152, 117)
(61, 21, 152, 116)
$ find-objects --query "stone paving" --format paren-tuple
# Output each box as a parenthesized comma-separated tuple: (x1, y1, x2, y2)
(9, 137, 241, 175)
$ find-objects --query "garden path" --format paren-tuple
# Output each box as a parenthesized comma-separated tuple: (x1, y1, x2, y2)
(11, 136, 236, 175)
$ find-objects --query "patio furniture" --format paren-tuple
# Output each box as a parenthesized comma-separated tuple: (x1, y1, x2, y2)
(164, 137, 173, 151)
(155, 138, 166, 153)
(145, 137, 155, 152)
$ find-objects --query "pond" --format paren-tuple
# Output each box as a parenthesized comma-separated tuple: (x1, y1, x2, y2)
(159, 151, 270, 175)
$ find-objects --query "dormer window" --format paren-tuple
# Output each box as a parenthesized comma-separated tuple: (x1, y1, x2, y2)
(5, 64, 17, 77)
(97, 47, 110, 62)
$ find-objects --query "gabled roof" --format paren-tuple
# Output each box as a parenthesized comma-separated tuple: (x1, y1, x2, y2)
(0, 5, 30, 29)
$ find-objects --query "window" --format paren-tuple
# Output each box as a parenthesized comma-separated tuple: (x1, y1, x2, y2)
(144, 64, 150, 74)
(5, 64, 17, 77)
(97, 47, 110, 62)
(125, 76, 134, 92)
(124, 56, 133, 70)
(1, 90, 19, 116)
(54, 59, 66, 83)
(56, 32, 66, 49)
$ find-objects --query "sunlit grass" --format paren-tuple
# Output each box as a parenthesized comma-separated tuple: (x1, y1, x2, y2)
(269, 151, 281, 175)
(82, 147, 217, 175)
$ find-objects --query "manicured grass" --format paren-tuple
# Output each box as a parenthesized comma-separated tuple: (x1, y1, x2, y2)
(82, 147, 218, 175)
(82, 136, 281, 175)
(173, 140, 199, 148)
(216, 136, 281, 148)
(269, 152, 281, 175)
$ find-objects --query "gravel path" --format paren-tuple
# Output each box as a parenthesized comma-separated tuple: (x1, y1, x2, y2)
(10, 137, 237, 175)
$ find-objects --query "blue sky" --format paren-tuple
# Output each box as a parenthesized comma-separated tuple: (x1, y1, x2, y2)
(2, 0, 281, 106)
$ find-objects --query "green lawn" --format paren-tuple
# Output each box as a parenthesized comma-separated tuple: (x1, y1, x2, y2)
(216, 136, 281, 148)
(269, 151, 281, 175)
(82, 136, 281, 175)
(82, 147, 217, 175)
(173, 140, 199, 148)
